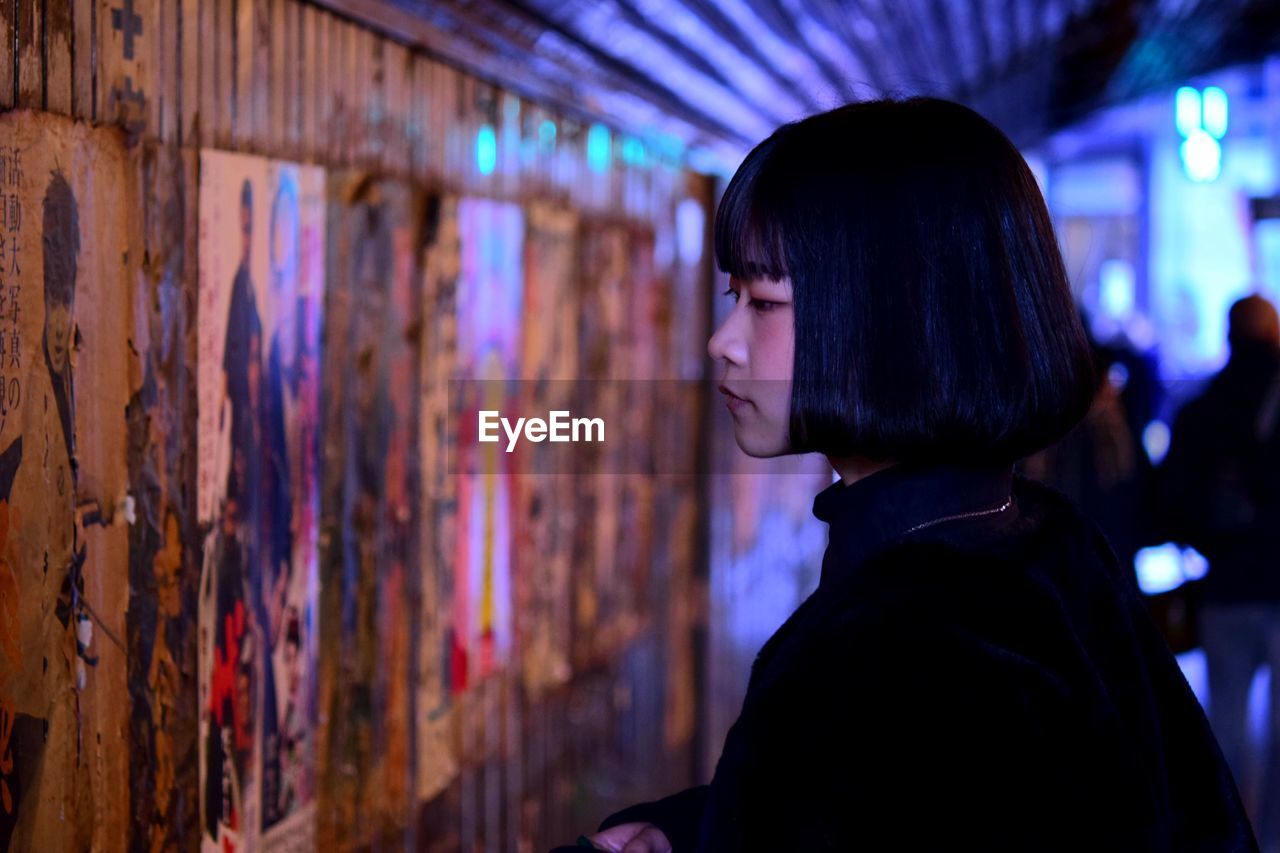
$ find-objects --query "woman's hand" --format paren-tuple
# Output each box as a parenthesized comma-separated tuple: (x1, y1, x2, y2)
(587, 821, 672, 852)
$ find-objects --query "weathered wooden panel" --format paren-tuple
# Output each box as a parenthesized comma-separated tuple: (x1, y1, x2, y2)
(125, 141, 200, 853)
(514, 201, 578, 701)
(317, 174, 424, 850)
(416, 192, 460, 813)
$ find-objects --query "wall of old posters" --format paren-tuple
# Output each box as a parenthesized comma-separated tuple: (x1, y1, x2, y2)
(0, 2, 717, 849)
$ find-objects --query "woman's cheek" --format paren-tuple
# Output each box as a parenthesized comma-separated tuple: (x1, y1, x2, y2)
(762, 314, 795, 382)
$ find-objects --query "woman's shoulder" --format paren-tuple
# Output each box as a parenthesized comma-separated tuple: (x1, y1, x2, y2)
(812, 479, 1126, 687)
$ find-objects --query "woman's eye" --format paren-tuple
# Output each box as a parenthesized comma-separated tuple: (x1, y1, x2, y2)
(721, 287, 739, 302)
(750, 299, 779, 312)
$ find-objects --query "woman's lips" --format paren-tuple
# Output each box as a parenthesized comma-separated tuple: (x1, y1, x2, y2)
(719, 384, 749, 413)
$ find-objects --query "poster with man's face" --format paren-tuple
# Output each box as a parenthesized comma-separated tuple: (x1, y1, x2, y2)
(0, 109, 136, 853)
(197, 150, 325, 852)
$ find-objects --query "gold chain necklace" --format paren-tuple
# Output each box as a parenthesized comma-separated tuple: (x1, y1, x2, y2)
(901, 496, 1013, 535)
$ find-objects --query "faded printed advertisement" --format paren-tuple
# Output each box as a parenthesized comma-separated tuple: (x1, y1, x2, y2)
(198, 151, 324, 852)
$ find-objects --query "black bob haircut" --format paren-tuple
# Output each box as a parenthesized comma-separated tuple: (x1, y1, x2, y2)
(715, 96, 1098, 465)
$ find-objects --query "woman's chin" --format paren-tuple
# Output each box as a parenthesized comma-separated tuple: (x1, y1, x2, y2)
(732, 428, 789, 459)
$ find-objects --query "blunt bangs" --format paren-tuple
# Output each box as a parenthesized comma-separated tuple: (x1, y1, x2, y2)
(715, 96, 1099, 465)
(714, 134, 789, 282)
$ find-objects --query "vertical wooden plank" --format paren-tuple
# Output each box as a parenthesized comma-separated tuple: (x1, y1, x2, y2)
(351, 23, 364, 168)
(167, 0, 181, 143)
(282, 0, 297, 160)
(349, 19, 361, 170)
(217, 0, 232, 147)
(320, 11, 333, 164)
(409, 53, 423, 179)
(335, 16, 350, 167)
(316, 9, 332, 166)
(367, 25, 380, 170)
(392, 40, 408, 175)
(144, 0, 160, 137)
(181, 0, 200, 145)
(440, 61, 456, 187)
(200, 0, 219, 148)
(269, 0, 283, 156)
(0, 1, 13, 108)
(355, 21, 366, 167)
(432, 59, 446, 184)
(383, 40, 401, 175)
(234, 0, 251, 147)
(386, 41, 400, 175)
(501, 89, 518, 200)
(302, 3, 316, 163)
(405, 49, 415, 177)
(326, 13, 340, 167)
(156, 0, 176, 143)
(430, 58, 440, 183)
(71, 0, 93, 118)
(98, 0, 151, 135)
(140, 0, 158, 139)
(435, 60, 447, 185)
(379, 37, 393, 173)
(17, 0, 42, 108)
(455, 65, 466, 192)
(253, 0, 269, 151)
(465, 75, 480, 195)
(46, 0, 73, 114)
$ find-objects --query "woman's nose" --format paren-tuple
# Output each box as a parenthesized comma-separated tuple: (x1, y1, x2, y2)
(707, 311, 746, 366)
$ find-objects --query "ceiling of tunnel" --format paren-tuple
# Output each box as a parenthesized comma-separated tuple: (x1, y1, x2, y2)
(322, 0, 1280, 171)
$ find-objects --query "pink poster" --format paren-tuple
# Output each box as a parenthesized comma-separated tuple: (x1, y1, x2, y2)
(452, 198, 523, 690)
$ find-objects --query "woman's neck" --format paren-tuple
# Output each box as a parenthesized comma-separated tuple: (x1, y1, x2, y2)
(825, 454, 896, 487)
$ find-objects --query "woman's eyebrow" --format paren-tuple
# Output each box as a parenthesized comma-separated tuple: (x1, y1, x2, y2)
(753, 279, 792, 294)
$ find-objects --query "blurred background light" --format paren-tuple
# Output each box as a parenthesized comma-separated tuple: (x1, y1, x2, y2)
(587, 123, 612, 172)
(538, 119, 557, 150)
(1202, 86, 1229, 138)
(1176, 86, 1202, 138)
(1180, 129, 1223, 182)
(1136, 543, 1187, 595)
(1143, 420, 1171, 464)
(476, 124, 498, 175)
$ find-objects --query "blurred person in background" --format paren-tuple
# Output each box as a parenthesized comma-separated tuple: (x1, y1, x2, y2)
(1159, 293, 1280, 850)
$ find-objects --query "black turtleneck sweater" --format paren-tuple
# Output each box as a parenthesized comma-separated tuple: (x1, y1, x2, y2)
(588, 462, 1255, 852)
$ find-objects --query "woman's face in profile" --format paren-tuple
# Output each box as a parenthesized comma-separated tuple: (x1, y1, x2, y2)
(707, 275, 794, 457)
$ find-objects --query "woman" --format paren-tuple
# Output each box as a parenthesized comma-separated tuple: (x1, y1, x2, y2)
(569, 98, 1256, 851)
